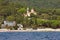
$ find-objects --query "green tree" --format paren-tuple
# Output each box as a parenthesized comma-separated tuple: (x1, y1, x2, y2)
(30, 13, 37, 28)
(17, 8, 26, 25)
(40, 14, 50, 19)
(6, 15, 15, 21)
(57, 16, 60, 20)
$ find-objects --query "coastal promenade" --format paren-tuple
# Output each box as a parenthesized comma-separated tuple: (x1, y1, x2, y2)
(0, 28, 60, 32)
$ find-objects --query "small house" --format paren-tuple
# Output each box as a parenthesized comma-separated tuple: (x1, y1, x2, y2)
(4, 21, 16, 26)
(1, 21, 16, 29)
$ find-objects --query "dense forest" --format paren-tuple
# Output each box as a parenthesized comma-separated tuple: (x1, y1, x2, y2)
(9, 0, 60, 8)
(0, 0, 60, 29)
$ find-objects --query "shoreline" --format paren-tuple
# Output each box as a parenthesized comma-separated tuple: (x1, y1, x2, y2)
(0, 28, 60, 32)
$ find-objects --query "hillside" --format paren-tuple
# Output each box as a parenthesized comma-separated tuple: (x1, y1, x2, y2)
(0, 0, 60, 29)
(11, 0, 60, 8)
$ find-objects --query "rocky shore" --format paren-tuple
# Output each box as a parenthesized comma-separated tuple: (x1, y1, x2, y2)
(0, 28, 60, 32)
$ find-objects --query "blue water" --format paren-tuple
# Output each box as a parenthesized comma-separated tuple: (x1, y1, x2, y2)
(0, 32, 60, 40)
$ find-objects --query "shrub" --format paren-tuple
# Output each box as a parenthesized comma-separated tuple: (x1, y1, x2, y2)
(50, 20, 60, 29)
(37, 19, 60, 28)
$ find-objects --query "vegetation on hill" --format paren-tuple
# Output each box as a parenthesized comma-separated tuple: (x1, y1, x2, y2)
(0, 0, 60, 29)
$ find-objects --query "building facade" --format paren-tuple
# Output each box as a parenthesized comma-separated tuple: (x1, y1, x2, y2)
(24, 8, 37, 17)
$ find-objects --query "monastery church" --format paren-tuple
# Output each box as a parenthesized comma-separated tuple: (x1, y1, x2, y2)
(24, 8, 37, 17)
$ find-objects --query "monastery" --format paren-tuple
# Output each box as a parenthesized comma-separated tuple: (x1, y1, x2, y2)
(24, 8, 37, 17)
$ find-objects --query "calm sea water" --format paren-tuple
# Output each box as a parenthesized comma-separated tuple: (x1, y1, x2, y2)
(0, 32, 60, 40)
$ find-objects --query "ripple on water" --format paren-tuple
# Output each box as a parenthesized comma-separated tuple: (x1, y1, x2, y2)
(0, 32, 60, 40)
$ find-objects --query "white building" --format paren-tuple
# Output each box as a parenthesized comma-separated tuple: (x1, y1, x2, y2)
(17, 24, 23, 30)
(4, 21, 16, 26)
(1, 21, 16, 29)
(24, 8, 37, 17)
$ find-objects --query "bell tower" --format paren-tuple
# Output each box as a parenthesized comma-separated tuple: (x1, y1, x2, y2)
(27, 7, 29, 13)
(27, 8, 30, 16)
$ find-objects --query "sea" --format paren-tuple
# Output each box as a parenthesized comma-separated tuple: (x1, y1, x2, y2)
(0, 32, 60, 40)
